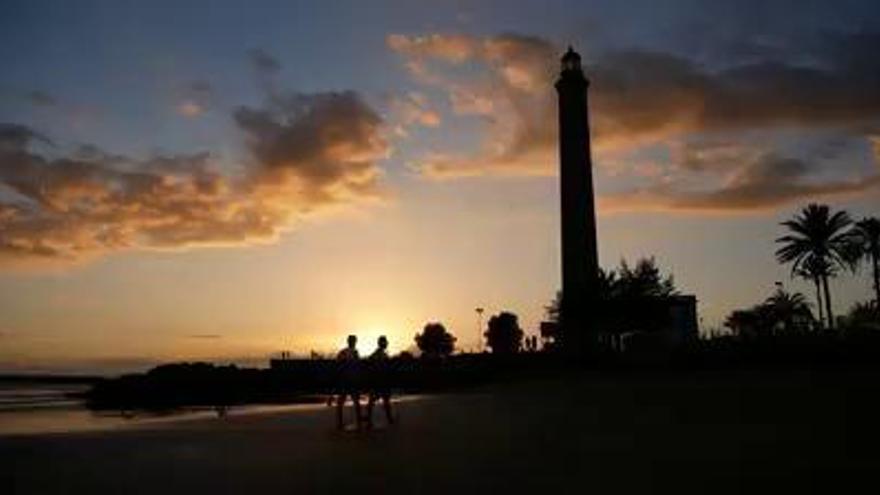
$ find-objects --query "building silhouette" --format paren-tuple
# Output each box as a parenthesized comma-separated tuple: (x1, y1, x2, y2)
(555, 46, 600, 353)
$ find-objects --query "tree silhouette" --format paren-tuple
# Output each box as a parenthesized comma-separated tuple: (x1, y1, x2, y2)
(776, 204, 852, 329)
(614, 257, 677, 299)
(724, 288, 814, 337)
(725, 306, 775, 338)
(597, 267, 618, 298)
(764, 288, 814, 333)
(414, 322, 456, 357)
(839, 301, 880, 331)
(847, 217, 880, 308)
(545, 258, 678, 324)
(545, 291, 562, 324)
(794, 255, 833, 328)
(485, 312, 524, 354)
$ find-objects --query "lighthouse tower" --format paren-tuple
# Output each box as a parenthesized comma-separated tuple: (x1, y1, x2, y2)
(555, 46, 599, 353)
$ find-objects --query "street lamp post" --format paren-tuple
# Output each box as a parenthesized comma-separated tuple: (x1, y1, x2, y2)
(475, 307, 485, 353)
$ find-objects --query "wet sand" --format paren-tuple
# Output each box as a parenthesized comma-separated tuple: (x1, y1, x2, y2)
(3, 369, 880, 494)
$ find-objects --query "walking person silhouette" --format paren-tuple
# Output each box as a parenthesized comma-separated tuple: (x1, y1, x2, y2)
(335, 335, 363, 431)
(366, 336, 395, 428)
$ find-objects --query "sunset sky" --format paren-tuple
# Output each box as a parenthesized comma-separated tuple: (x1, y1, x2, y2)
(1, 0, 879, 373)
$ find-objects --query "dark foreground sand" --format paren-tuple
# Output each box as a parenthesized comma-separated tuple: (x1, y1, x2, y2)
(3, 369, 880, 494)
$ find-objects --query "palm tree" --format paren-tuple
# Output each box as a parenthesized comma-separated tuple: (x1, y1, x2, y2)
(794, 255, 834, 329)
(724, 308, 762, 338)
(724, 304, 776, 338)
(847, 217, 880, 308)
(840, 301, 880, 330)
(776, 204, 853, 329)
(764, 288, 814, 333)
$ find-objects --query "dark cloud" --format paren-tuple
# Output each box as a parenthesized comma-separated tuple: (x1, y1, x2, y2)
(248, 48, 281, 75)
(0, 123, 51, 151)
(601, 150, 880, 213)
(24, 90, 56, 107)
(702, 62, 879, 131)
(188, 80, 213, 95)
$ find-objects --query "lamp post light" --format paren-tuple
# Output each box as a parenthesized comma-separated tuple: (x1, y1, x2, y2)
(475, 307, 485, 353)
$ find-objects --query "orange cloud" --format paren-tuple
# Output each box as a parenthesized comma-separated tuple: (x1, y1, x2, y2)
(387, 33, 558, 177)
(174, 80, 214, 118)
(388, 92, 441, 131)
(389, 31, 880, 211)
(0, 90, 389, 264)
(386, 34, 477, 63)
(0, 49, 395, 266)
(177, 100, 204, 117)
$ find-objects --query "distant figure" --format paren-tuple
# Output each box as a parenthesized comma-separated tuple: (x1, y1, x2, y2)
(335, 335, 362, 430)
(366, 336, 395, 428)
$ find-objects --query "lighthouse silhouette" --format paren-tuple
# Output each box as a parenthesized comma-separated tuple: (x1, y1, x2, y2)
(555, 46, 599, 354)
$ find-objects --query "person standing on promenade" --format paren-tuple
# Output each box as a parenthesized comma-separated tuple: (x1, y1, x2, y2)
(335, 335, 363, 430)
(366, 336, 395, 428)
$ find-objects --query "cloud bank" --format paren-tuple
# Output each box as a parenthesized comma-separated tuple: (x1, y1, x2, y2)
(388, 31, 880, 211)
(600, 146, 880, 213)
(0, 85, 388, 263)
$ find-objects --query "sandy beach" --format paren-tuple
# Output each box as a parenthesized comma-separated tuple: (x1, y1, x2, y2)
(3, 369, 880, 494)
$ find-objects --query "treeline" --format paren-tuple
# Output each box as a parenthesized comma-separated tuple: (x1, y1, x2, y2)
(85, 203, 880, 411)
(87, 331, 880, 411)
(86, 313, 539, 410)
(725, 203, 879, 336)
(85, 354, 559, 411)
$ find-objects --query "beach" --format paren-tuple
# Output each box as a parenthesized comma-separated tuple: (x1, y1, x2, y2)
(3, 369, 880, 494)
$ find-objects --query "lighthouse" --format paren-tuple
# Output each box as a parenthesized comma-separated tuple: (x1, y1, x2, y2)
(555, 46, 599, 353)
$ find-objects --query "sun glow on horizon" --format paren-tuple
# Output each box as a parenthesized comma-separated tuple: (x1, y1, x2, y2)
(2, 1, 880, 375)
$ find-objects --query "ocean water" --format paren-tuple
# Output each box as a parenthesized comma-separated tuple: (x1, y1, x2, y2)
(0, 381, 109, 436)
(0, 382, 88, 411)
(0, 381, 336, 436)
